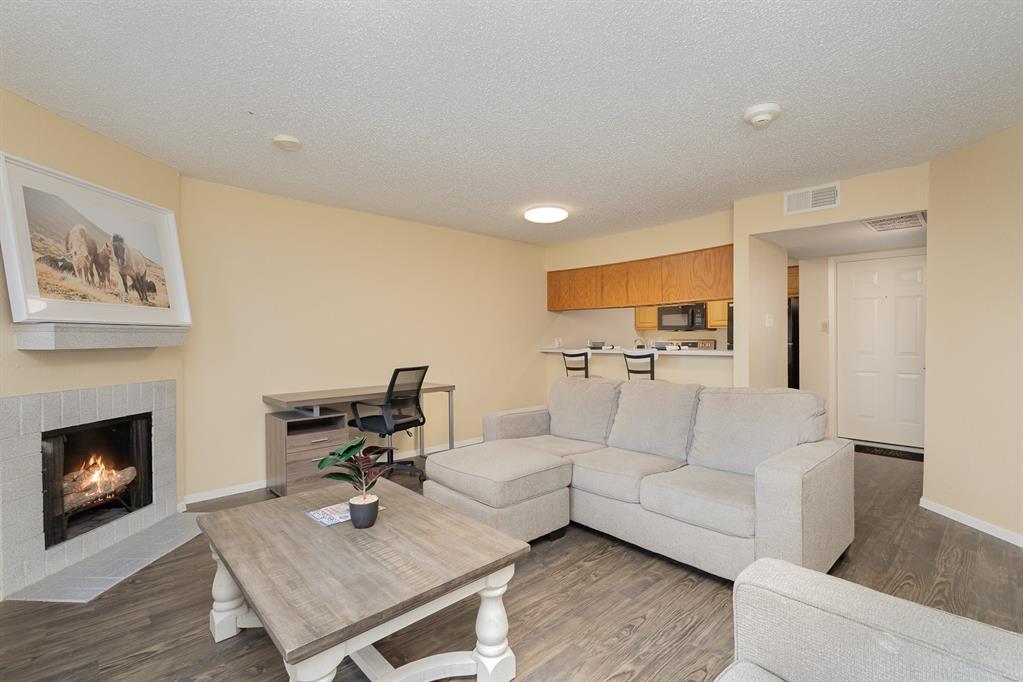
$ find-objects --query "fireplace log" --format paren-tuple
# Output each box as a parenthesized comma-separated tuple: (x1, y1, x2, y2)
(63, 466, 137, 513)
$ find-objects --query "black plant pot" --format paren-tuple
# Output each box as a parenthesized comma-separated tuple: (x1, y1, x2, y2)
(349, 496, 379, 529)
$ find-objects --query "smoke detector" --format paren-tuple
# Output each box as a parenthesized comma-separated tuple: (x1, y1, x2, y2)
(743, 103, 782, 129)
(272, 134, 302, 152)
(862, 212, 927, 232)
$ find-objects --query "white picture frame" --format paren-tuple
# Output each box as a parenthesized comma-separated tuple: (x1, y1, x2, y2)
(0, 153, 191, 326)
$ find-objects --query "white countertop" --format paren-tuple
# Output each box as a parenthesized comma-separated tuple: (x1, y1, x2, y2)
(540, 347, 733, 357)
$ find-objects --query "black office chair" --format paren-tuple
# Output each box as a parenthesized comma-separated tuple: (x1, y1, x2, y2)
(623, 351, 656, 380)
(562, 351, 589, 378)
(348, 366, 429, 479)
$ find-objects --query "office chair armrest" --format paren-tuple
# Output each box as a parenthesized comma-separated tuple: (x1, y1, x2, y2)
(349, 400, 384, 432)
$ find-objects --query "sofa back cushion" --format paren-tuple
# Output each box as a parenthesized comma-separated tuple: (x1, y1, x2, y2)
(689, 388, 826, 475)
(548, 377, 622, 444)
(607, 381, 702, 460)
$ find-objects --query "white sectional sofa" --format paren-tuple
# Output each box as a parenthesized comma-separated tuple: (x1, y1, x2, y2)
(717, 559, 1023, 681)
(424, 377, 854, 581)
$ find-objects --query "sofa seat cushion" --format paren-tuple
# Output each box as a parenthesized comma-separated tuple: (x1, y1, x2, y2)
(689, 388, 827, 475)
(425, 441, 572, 508)
(516, 435, 603, 457)
(607, 380, 702, 461)
(548, 377, 622, 444)
(568, 447, 681, 503)
(640, 465, 755, 538)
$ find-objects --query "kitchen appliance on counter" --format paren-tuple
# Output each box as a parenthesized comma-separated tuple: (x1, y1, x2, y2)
(652, 339, 717, 351)
(657, 303, 708, 331)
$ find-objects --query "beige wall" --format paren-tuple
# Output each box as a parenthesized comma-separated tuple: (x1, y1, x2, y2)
(732, 164, 930, 386)
(0, 89, 187, 500)
(745, 237, 789, 388)
(923, 123, 1023, 536)
(179, 178, 549, 495)
(544, 210, 732, 271)
(797, 257, 832, 434)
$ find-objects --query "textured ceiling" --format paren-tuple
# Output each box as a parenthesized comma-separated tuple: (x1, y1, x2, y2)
(1, 1, 1021, 245)
(760, 220, 927, 260)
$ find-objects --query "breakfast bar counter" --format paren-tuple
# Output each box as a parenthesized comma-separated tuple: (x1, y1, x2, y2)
(540, 347, 733, 357)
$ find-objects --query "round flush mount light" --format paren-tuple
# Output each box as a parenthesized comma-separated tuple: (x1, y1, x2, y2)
(743, 102, 782, 130)
(524, 206, 569, 223)
(272, 134, 302, 151)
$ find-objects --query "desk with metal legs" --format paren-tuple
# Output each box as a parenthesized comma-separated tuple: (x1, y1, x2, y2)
(262, 383, 456, 457)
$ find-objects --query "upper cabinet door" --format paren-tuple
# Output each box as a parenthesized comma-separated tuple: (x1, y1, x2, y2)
(600, 258, 662, 307)
(548, 266, 601, 310)
(599, 262, 630, 308)
(662, 245, 733, 303)
(626, 258, 662, 306)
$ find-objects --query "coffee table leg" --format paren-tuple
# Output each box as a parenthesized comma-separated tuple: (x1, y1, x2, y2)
(471, 564, 516, 682)
(209, 544, 261, 642)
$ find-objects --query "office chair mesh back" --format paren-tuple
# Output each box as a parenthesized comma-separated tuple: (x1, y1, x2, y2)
(385, 365, 429, 429)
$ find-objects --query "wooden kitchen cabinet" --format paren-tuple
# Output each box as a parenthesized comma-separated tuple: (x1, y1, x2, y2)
(662, 244, 733, 303)
(634, 305, 658, 330)
(707, 300, 731, 329)
(547, 244, 733, 311)
(601, 258, 662, 307)
(547, 266, 600, 311)
(788, 266, 799, 297)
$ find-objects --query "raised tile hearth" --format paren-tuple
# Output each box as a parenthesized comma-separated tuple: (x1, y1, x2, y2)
(0, 380, 177, 599)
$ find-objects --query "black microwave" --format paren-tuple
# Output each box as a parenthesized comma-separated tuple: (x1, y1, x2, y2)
(657, 303, 707, 331)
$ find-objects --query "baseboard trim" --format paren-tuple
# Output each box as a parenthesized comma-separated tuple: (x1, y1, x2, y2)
(919, 498, 1023, 548)
(183, 479, 269, 506)
(180, 437, 486, 508)
(394, 436, 484, 460)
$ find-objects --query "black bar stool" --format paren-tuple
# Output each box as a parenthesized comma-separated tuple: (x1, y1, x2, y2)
(623, 351, 656, 380)
(562, 351, 589, 378)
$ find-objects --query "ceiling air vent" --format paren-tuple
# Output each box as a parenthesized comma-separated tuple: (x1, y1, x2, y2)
(862, 212, 927, 232)
(784, 182, 841, 215)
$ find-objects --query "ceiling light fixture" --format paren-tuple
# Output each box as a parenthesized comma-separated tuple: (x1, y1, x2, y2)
(524, 206, 568, 223)
(272, 134, 302, 151)
(743, 103, 782, 130)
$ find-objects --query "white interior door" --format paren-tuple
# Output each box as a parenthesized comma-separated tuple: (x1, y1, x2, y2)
(836, 254, 926, 447)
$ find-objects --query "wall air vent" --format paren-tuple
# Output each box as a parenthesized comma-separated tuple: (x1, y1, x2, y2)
(784, 182, 841, 215)
(862, 211, 927, 232)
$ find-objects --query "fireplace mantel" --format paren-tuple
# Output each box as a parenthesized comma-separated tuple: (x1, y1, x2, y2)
(13, 322, 188, 350)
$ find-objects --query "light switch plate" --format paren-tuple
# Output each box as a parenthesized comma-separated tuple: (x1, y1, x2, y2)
(765, 314, 775, 328)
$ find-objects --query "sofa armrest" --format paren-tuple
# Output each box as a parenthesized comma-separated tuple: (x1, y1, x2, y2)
(728, 558, 1023, 682)
(482, 405, 550, 441)
(754, 438, 854, 571)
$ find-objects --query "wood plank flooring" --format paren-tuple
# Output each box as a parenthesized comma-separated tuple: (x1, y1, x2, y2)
(1, 453, 1020, 681)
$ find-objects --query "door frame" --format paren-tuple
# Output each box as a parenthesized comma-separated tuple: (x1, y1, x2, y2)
(827, 247, 927, 449)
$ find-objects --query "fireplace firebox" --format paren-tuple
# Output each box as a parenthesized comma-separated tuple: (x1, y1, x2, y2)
(41, 413, 154, 548)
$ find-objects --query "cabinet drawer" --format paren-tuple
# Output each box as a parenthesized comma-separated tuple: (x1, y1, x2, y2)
(287, 455, 330, 481)
(286, 426, 349, 452)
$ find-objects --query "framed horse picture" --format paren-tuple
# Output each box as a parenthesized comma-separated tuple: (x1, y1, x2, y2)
(0, 154, 191, 326)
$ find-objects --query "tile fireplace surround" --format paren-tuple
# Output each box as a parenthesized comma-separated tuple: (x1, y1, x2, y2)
(0, 380, 177, 599)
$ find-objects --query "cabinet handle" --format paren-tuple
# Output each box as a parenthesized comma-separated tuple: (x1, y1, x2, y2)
(309, 437, 329, 443)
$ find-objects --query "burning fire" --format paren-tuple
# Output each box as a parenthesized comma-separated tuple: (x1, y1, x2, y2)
(62, 454, 136, 514)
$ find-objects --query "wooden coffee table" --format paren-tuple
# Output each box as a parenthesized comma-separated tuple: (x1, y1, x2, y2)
(197, 478, 530, 682)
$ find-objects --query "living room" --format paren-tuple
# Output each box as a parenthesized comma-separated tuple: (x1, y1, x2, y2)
(0, 2, 1021, 681)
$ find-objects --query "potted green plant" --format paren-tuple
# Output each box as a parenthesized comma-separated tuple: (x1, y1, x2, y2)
(317, 436, 392, 528)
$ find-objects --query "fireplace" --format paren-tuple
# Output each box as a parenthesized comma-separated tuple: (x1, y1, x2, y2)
(41, 413, 154, 549)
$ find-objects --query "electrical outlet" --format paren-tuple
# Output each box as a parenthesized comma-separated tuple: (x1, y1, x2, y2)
(765, 314, 775, 328)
